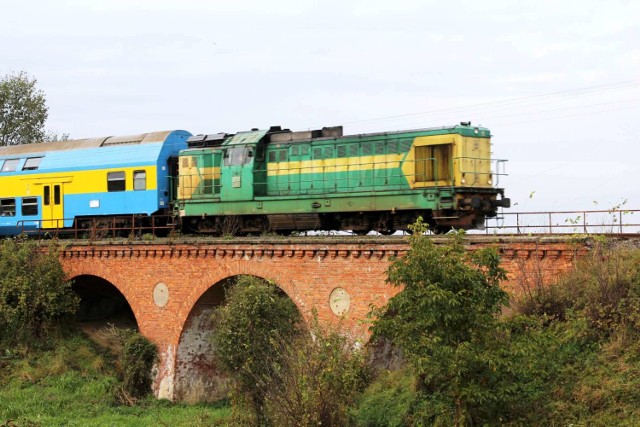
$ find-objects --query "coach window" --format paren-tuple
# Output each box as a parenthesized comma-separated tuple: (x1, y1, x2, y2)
(1, 159, 19, 172)
(22, 157, 42, 171)
(0, 198, 16, 216)
(107, 171, 126, 192)
(133, 170, 146, 190)
(337, 145, 346, 158)
(313, 147, 323, 160)
(22, 197, 38, 216)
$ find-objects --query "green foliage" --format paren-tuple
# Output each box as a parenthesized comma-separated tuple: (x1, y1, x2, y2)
(211, 276, 367, 426)
(120, 332, 158, 401)
(264, 317, 368, 427)
(0, 71, 48, 146)
(210, 275, 302, 423)
(370, 218, 509, 424)
(94, 326, 158, 403)
(355, 367, 416, 426)
(0, 238, 78, 349)
(364, 231, 640, 425)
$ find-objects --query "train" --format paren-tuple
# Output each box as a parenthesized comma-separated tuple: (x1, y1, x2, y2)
(0, 123, 509, 237)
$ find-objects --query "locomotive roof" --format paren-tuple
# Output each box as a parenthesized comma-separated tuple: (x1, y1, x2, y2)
(0, 130, 177, 157)
(184, 123, 490, 150)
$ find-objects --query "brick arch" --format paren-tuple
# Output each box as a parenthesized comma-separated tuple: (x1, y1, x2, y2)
(173, 272, 302, 403)
(65, 271, 140, 325)
(174, 261, 310, 334)
(71, 273, 139, 327)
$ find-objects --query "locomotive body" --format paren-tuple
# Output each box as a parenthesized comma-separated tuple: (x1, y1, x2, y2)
(176, 124, 509, 234)
(0, 130, 190, 235)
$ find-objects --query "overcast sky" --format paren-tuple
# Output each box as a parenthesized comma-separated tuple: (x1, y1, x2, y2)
(2, 0, 640, 226)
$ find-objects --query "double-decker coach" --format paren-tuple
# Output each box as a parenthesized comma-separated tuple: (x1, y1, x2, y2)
(0, 130, 190, 235)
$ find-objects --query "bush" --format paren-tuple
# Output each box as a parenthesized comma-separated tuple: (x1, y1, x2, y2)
(96, 326, 158, 404)
(0, 238, 78, 349)
(355, 367, 415, 427)
(211, 276, 368, 426)
(210, 275, 302, 424)
(264, 317, 368, 427)
(121, 332, 157, 400)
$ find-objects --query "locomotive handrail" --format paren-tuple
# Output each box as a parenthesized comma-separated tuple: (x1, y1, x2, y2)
(175, 155, 465, 199)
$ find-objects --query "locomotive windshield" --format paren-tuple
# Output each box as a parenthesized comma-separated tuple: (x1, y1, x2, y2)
(224, 146, 251, 166)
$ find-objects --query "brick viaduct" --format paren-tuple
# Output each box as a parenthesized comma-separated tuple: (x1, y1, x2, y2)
(58, 235, 590, 402)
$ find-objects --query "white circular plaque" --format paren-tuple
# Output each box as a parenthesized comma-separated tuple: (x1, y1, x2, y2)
(153, 282, 169, 307)
(329, 287, 351, 316)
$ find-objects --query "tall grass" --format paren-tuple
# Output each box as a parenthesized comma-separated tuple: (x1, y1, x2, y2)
(0, 332, 230, 426)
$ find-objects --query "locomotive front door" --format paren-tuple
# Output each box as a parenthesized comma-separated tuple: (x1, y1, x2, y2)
(42, 183, 64, 229)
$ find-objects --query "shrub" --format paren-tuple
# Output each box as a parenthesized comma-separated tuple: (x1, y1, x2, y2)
(210, 275, 302, 424)
(121, 332, 157, 400)
(211, 276, 368, 426)
(0, 238, 78, 349)
(263, 317, 368, 427)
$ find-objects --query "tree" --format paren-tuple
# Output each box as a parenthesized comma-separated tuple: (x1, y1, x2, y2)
(370, 218, 510, 425)
(0, 71, 48, 146)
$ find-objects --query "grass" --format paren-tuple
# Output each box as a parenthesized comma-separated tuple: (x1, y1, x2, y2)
(0, 332, 230, 427)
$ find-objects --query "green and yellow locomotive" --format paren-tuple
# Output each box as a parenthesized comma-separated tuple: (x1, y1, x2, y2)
(176, 123, 509, 234)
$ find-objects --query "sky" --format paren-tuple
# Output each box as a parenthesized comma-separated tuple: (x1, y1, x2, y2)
(1, 0, 640, 229)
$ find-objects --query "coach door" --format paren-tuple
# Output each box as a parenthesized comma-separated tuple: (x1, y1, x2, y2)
(42, 183, 64, 229)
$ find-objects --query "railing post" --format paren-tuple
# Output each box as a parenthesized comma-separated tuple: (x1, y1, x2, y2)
(620, 210, 623, 234)
(548, 212, 552, 234)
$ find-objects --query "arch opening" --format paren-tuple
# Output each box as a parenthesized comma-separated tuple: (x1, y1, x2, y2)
(174, 275, 297, 403)
(71, 275, 138, 348)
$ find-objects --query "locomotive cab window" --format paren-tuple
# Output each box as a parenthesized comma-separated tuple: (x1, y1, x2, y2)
(0, 198, 16, 216)
(225, 146, 250, 165)
(1, 159, 19, 172)
(107, 171, 126, 192)
(133, 170, 146, 190)
(22, 157, 43, 171)
(21, 197, 38, 216)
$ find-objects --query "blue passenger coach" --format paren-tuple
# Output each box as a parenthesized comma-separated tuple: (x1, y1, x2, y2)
(0, 130, 190, 235)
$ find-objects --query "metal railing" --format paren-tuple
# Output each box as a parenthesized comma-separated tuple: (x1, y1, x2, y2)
(15, 215, 174, 240)
(485, 209, 640, 234)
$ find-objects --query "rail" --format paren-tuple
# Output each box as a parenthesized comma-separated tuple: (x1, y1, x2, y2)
(485, 209, 640, 234)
